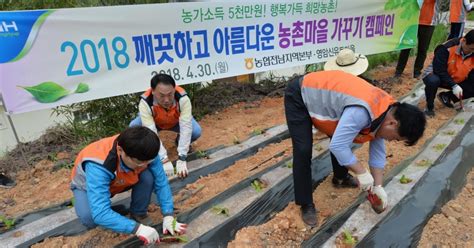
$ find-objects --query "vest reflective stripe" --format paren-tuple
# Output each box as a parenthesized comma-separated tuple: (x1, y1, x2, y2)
(141, 86, 187, 130)
(447, 45, 474, 83)
(419, 0, 437, 25)
(301, 71, 395, 144)
(71, 135, 147, 196)
(450, 0, 466, 23)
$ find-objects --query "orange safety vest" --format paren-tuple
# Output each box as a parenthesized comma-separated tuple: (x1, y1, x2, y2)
(301, 71, 396, 144)
(419, 0, 437, 26)
(450, 0, 467, 23)
(446, 40, 474, 83)
(71, 135, 148, 196)
(140, 86, 187, 130)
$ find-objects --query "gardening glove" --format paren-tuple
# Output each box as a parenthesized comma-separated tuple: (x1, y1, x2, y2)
(355, 170, 374, 191)
(135, 224, 160, 245)
(452, 85, 463, 99)
(163, 216, 188, 235)
(367, 185, 388, 214)
(176, 159, 188, 178)
(163, 161, 174, 177)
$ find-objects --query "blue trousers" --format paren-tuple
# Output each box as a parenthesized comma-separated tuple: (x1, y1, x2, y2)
(72, 169, 154, 229)
(129, 116, 201, 142)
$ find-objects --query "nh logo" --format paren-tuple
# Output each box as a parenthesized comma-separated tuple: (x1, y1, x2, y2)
(0, 21, 18, 33)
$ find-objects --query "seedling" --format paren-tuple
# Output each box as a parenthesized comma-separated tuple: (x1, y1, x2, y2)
(196, 150, 208, 159)
(314, 144, 323, 151)
(0, 215, 16, 230)
(160, 235, 189, 243)
(342, 229, 357, 245)
(454, 118, 465, 125)
(211, 205, 230, 217)
(251, 178, 268, 192)
(399, 175, 413, 184)
(47, 153, 58, 162)
(432, 143, 447, 151)
(285, 161, 293, 168)
(251, 128, 265, 136)
(233, 136, 241, 145)
(415, 159, 432, 167)
(442, 130, 456, 136)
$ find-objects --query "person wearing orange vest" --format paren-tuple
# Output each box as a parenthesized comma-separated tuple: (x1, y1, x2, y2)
(448, 0, 474, 40)
(129, 73, 202, 179)
(285, 67, 426, 225)
(395, 0, 439, 79)
(422, 29, 474, 117)
(70, 127, 187, 245)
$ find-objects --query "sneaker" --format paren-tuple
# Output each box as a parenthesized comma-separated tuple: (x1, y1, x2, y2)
(0, 174, 15, 189)
(300, 204, 318, 227)
(332, 174, 358, 188)
(424, 108, 435, 117)
(130, 214, 153, 226)
(437, 92, 454, 108)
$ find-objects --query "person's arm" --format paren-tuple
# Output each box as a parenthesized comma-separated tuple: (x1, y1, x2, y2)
(463, 0, 474, 11)
(148, 156, 174, 216)
(177, 96, 193, 156)
(432, 44, 457, 88)
(329, 106, 372, 174)
(368, 138, 386, 186)
(85, 162, 139, 234)
(138, 99, 168, 162)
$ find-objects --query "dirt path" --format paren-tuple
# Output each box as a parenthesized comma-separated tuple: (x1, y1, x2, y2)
(418, 167, 474, 247)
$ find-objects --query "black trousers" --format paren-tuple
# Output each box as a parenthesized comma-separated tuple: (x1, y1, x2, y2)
(284, 77, 349, 206)
(396, 25, 435, 75)
(448, 22, 464, 40)
(423, 72, 474, 110)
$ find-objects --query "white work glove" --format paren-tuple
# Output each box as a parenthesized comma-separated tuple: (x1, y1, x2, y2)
(176, 160, 188, 178)
(163, 216, 187, 235)
(452, 84, 463, 100)
(372, 185, 388, 209)
(135, 224, 160, 245)
(355, 170, 374, 191)
(163, 161, 174, 177)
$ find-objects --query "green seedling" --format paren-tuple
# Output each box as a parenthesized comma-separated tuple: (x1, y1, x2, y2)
(399, 175, 413, 184)
(233, 136, 241, 145)
(251, 179, 267, 192)
(454, 118, 465, 125)
(251, 128, 264, 136)
(432, 143, 447, 151)
(196, 150, 208, 159)
(314, 144, 323, 151)
(442, 130, 456, 136)
(415, 159, 432, 167)
(342, 229, 357, 245)
(47, 153, 58, 162)
(211, 205, 230, 217)
(285, 161, 293, 169)
(160, 235, 189, 243)
(0, 215, 16, 230)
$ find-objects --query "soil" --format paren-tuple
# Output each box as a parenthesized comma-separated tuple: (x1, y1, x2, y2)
(2, 53, 470, 247)
(418, 167, 474, 247)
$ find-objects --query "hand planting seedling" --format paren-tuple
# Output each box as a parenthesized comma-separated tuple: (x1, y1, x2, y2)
(399, 175, 413, 184)
(432, 143, 447, 152)
(211, 205, 230, 217)
(454, 118, 465, 125)
(415, 159, 432, 167)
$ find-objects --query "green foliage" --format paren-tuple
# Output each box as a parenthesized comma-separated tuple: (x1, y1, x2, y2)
(47, 153, 58, 162)
(285, 161, 293, 169)
(251, 128, 264, 136)
(428, 24, 449, 52)
(454, 119, 465, 125)
(342, 229, 357, 245)
(251, 179, 267, 192)
(314, 144, 323, 152)
(415, 159, 432, 167)
(19, 82, 69, 103)
(161, 235, 189, 243)
(0, 0, 169, 11)
(384, 0, 419, 20)
(432, 143, 447, 151)
(399, 174, 413, 184)
(442, 130, 456, 136)
(196, 150, 208, 159)
(211, 205, 230, 217)
(0, 215, 15, 230)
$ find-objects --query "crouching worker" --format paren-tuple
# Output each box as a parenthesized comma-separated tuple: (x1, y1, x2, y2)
(130, 73, 202, 178)
(285, 70, 426, 226)
(70, 126, 187, 245)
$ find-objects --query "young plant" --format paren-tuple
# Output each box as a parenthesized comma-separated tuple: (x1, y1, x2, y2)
(0, 215, 16, 230)
(442, 130, 456, 136)
(251, 179, 268, 192)
(285, 161, 293, 169)
(211, 205, 230, 217)
(314, 144, 323, 151)
(196, 150, 208, 159)
(399, 175, 413, 184)
(251, 128, 264, 136)
(415, 159, 432, 167)
(454, 118, 465, 125)
(160, 235, 189, 243)
(432, 143, 447, 152)
(233, 136, 241, 145)
(342, 229, 357, 245)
